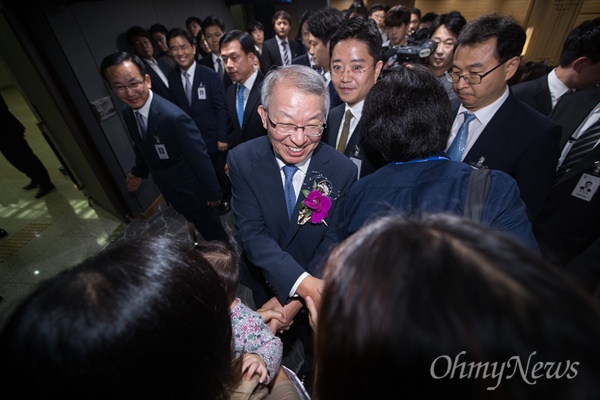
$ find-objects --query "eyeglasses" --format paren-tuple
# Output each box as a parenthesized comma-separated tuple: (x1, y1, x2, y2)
(112, 80, 145, 93)
(331, 64, 374, 78)
(266, 114, 325, 137)
(169, 44, 191, 53)
(446, 60, 507, 85)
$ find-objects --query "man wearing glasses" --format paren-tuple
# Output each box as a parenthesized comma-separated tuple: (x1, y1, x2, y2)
(445, 13, 561, 222)
(325, 17, 386, 179)
(227, 65, 357, 388)
(100, 52, 229, 244)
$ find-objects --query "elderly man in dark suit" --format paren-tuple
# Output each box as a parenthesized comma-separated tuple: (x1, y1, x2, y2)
(227, 65, 357, 329)
(261, 10, 301, 70)
(166, 28, 231, 215)
(324, 17, 386, 179)
(445, 13, 561, 223)
(100, 52, 228, 243)
(220, 30, 267, 149)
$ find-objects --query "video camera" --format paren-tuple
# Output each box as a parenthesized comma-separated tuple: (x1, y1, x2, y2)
(382, 38, 438, 69)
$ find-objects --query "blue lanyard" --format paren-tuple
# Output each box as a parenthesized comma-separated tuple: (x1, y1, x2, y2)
(389, 156, 449, 165)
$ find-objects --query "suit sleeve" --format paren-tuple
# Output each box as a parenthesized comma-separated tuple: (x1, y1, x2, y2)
(208, 74, 230, 143)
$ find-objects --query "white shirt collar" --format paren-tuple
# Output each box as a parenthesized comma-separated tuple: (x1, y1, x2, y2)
(457, 85, 509, 127)
(239, 69, 258, 89)
(135, 90, 153, 119)
(548, 68, 571, 106)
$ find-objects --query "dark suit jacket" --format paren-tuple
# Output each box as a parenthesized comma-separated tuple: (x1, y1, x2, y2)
(261, 37, 301, 70)
(459, 91, 562, 222)
(124, 94, 222, 212)
(167, 63, 229, 154)
(292, 53, 311, 67)
(143, 58, 174, 102)
(533, 86, 600, 273)
(328, 81, 343, 110)
(227, 137, 358, 305)
(324, 103, 386, 178)
(198, 55, 234, 90)
(226, 71, 267, 148)
(511, 73, 553, 116)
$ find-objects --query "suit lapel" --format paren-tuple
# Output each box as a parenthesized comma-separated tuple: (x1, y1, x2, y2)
(326, 106, 343, 147)
(243, 74, 262, 131)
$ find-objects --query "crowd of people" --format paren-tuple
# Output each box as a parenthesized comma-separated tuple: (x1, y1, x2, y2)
(1, 3, 599, 399)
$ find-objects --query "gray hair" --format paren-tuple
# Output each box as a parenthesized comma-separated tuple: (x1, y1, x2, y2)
(261, 65, 330, 119)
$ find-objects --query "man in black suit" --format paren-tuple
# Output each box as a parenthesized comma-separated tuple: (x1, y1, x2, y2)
(166, 28, 231, 215)
(0, 93, 55, 198)
(198, 16, 233, 90)
(445, 13, 561, 222)
(325, 17, 386, 179)
(220, 30, 267, 149)
(512, 17, 600, 116)
(100, 52, 228, 243)
(126, 26, 174, 101)
(307, 7, 346, 110)
(261, 10, 301, 70)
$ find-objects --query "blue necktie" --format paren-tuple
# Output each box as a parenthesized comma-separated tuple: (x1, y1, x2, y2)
(447, 112, 477, 161)
(283, 165, 298, 220)
(135, 111, 147, 140)
(237, 84, 246, 128)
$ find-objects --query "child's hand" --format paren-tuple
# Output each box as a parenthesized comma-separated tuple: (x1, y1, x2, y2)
(241, 353, 268, 384)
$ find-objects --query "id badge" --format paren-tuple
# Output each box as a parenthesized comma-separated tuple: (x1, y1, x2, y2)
(571, 173, 600, 202)
(155, 144, 169, 159)
(197, 85, 207, 100)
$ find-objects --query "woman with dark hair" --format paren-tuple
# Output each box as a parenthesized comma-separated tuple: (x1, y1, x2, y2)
(309, 213, 600, 399)
(0, 236, 237, 399)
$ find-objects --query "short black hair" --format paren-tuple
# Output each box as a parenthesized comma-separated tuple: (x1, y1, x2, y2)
(185, 16, 202, 28)
(149, 23, 168, 36)
(456, 13, 526, 63)
(125, 25, 151, 47)
(329, 17, 382, 62)
(272, 10, 292, 24)
(362, 65, 452, 162)
(368, 4, 389, 15)
(559, 17, 600, 66)
(384, 5, 411, 28)
(247, 20, 264, 33)
(166, 27, 194, 46)
(220, 29, 257, 56)
(307, 7, 346, 45)
(100, 51, 146, 83)
(428, 11, 467, 39)
(201, 15, 225, 33)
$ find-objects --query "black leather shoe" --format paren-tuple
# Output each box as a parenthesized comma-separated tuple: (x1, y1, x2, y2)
(35, 183, 56, 198)
(0, 228, 7, 238)
(218, 201, 231, 215)
(22, 181, 39, 190)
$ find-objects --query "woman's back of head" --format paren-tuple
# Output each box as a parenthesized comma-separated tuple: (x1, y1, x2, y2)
(0, 236, 235, 399)
(316, 214, 600, 399)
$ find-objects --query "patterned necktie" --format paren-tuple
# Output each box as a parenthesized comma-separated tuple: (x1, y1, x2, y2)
(337, 109, 353, 153)
(237, 84, 246, 128)
(282, 165, 298, 220)
(447, 112, 477, 161)
(217, 58, 224, 79)
(281, 40, 290, 66)
(559, 118, 600, 174)
(135, 111, 147, 140)
(184, 72, 192, 106)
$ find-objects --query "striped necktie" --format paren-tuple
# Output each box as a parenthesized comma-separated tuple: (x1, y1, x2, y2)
(558, 118, 600, 176)
(281, 40, 290, 66)
(337, 109, 353, 153)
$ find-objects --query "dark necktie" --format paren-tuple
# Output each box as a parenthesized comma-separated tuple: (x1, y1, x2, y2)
(283, 165, 298, 220)
(281, 40, 290, 66)
(337, 109, 353, 153)
(184, 72, 192, 106)
(135, 111, 147, 140)
(447, 112, 477, 161)
(237, 84, 246, 128)
(217, 58, 224, 79)
(558, 118, 600, 176)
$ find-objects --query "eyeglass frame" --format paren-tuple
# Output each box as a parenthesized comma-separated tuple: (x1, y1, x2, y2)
(111, 79, 146, 93)
(266, 113, 326, 137)
(331, 63, 374, 78)
(445, 59, 507, 85)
